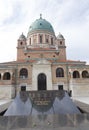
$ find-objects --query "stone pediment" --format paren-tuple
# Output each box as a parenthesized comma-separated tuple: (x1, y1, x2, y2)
(34, 58, 51, 65)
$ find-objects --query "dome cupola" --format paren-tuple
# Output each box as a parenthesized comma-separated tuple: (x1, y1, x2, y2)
(57, 33, 64, 40)
(19, 33, 26, 41)
(27, 14, 55, 36)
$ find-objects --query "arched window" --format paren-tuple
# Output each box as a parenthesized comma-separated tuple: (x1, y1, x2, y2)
(38, 73, 47, 90)
(46, 38, 49, 43)
(56, 68, 64, 77)
(0, 73, 1, 80)
(73, 71, 80, 78)
(3, 72, 11, 80)
(20, 42, 23, 45)
(39, 35, 43, 43)
(82, 71, 88, 78)
(60, 41, 62, 45)
(19, 68, 28, 79)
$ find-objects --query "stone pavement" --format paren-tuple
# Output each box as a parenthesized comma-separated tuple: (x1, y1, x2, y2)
(0, 114, 89, 130)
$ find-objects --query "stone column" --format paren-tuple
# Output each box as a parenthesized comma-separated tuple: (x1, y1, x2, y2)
(41, 33, 44, 44)
(1, 73, 3, 80)
(80, 71, 82, 79)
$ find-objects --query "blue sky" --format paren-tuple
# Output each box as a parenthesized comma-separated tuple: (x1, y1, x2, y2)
(0, 0, 89, 63)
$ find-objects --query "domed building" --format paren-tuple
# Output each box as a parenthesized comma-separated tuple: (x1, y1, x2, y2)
(0, 15, 89, 99)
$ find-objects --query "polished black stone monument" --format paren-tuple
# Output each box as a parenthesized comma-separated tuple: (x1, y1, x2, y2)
(4, 90, 80, 116)
(0, 90, 89, 130)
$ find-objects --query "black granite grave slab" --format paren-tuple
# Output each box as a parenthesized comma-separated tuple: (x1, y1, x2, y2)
(4, 90, 80, 116)
(3, 90, 88, 129)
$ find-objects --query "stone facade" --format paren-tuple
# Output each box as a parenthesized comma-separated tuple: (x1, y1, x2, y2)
(0, 15, 89, 99)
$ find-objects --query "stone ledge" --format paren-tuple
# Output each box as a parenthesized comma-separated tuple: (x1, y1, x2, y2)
(0, 114, 89, 130)
(74, 100, 89, 113)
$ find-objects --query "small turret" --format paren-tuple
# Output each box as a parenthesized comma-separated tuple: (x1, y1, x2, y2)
(19, 33, 26, 41)
(17, 33, 27, 61)
(56, 32, 65, 46)
(57, 32, 64, 40)
(56, 32, 66, 60)
(17, 33, 27, 48)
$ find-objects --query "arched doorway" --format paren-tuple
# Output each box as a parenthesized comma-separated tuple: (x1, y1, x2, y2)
(38, 73, 47, 90)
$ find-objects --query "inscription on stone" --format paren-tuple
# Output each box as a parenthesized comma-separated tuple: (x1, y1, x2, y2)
(34, 100, 51, 105)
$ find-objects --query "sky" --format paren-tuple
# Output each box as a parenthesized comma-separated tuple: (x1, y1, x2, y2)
(0, 0, 89, 64)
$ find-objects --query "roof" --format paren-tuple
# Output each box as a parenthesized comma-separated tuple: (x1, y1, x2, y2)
(57, 32, 64, 39)
(18, 33, 26, 40)
(28, 15, 55, 35)
(0, 59, 86, 67)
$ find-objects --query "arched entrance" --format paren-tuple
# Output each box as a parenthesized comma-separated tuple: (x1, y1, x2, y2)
(38, 73, 47, 90)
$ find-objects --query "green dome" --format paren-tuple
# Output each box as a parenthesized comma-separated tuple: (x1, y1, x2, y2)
(28, 16, 55, 35)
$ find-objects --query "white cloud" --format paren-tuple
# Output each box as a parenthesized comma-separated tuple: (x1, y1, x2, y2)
(0, 0, 13, 25)
(0, 0, 89, 63)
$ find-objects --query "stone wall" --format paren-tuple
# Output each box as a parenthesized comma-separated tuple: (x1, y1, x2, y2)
(32, 61, 52, 90)
(69, 79, 89, 97)
(1, 114, 89, 129)
(0, 85, 13, 99)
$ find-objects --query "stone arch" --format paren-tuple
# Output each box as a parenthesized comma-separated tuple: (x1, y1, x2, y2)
(82, 70, 88, 78)
(3, 72, 11, 80)
(56, 68, 64, 77)
(73, 71, 80, 78)
(19, 68, 28, 79)
(37, 73, 47, 90)
(0, 73, 1, 80)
